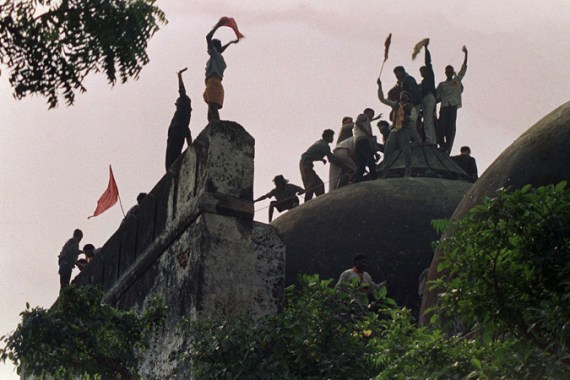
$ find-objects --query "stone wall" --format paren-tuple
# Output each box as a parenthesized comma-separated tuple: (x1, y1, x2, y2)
(73, 121, 286, 378)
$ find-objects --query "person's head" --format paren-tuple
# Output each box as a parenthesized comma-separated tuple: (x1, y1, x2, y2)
(377, 120, 390, 139)
(322, 129, 335, 143)
(353, 253, 369, 272)
(73, 229, 83, 241)
(445, 65, 455, 79)
(460, 146, 471, 155)
(137, 192, 147, 205)
(342, 116, 353, 126)
(273, 175, 288, 188)
(83, 244, 95, 258)
(393, 66, 406, 81)
(419, 66, 427, 78)
(399, 91, 411, 103)
(363, 108, 375, 120)
(212, 38, 222, 52)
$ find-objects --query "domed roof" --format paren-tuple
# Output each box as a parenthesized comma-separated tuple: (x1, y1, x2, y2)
(420, 100, 570, 324)
(272, 175, 472, 316)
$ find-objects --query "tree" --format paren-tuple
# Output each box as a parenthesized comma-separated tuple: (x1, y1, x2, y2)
(186, 182, 570, 379)
(0, 0, 166, 108)
(186, 275, 567, 379)
(0, 285, 165, 379)
(432, 181, 570, 359)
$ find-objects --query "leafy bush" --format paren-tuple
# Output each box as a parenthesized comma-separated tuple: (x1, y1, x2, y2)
(432, 182, 570, 358)
(0, 285, 165, 379)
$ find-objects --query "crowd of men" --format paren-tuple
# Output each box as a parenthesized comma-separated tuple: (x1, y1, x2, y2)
(256, 40, 477, 222)
(59, 28, 478, 287)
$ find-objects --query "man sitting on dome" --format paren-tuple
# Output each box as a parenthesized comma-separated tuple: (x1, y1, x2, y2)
(254, 175, 305, 222)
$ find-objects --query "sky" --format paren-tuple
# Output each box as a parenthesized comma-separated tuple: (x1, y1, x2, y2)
(1, 0, 570, 377)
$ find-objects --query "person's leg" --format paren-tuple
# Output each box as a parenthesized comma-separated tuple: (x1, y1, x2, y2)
(313, 173, 325, 197)
(59, 262, 72, 291)
(354, 140, 368, 182)
(437, 107, 449, 151)
(364, 143, 377, 180)
(399, 130, 412, 176)
(445, 107, 458, 155)
(268, 203, 275, 222)
(208, 103, 220, 121)
(165, 136, 184, 170)
(422, 94, 436, 144)
(382, 132, 398, 167)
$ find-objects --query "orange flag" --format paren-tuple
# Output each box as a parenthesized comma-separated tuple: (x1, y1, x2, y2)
(88, 165, 119, 219)
(220, 16, 244, 39)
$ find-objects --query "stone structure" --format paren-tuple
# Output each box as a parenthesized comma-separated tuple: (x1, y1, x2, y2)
(273, 145, 473, 317)
(378, 144, 471, 180)
(74, 121, 285, 378)
(420, 100, 570, 325)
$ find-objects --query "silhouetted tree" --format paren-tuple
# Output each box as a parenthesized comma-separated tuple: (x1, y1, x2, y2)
(0, 0, 166, 108)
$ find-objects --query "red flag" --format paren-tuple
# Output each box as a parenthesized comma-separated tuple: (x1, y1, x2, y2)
(88, 165, 119, 219)
(220, 16, 244, 39)
(383, 33, 392, 62)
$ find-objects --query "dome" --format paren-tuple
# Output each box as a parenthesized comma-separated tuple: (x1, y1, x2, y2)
(273, 173, 472, 316)
(420, 100, 570, 324)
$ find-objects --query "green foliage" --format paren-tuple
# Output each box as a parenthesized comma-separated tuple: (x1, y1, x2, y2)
(0, 285, 166, 379)
(186, 275, 568, 379)
(432, 181, 570, 360)
(0, 0, 167, 108)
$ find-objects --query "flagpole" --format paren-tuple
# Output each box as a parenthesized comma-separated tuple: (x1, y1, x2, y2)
(379, 60, 386, 78)
(117, 193, 126, 217)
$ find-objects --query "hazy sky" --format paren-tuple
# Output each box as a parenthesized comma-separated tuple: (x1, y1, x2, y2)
(2, 1, 570, 377)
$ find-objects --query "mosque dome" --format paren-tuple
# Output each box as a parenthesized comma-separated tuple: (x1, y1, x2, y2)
(272, 146, 472, 316)
(420, 100, 570, 324)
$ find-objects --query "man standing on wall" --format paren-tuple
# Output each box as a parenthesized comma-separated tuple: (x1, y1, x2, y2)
(436, 46, 468, 155)
(165, 68, 192, 171)
(203, 18, 241, 122)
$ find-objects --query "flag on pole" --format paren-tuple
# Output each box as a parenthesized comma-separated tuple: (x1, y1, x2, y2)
(384, 33, 392, 62)
(220, 17, 244, 40)
(88, 165, 119, 219)
(412, 38, 429, 60)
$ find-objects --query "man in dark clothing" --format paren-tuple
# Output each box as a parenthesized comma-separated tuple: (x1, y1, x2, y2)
(299, 129, 343, 201)
(254, 175, 305, 222)
(58, 229, 83, 291)
(165, 68, 192, 171)
(452, 146, 478, 182)
(393, 66, 421, 106)
(419, 40, 437, 144)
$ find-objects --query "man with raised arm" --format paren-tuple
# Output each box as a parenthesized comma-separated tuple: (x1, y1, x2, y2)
(377, 79, 421, 177)
(203, 18, 240, 121)
(436, 46, 468, 155)
(419, 39, 437, 145)
(165, 68, 192, 170)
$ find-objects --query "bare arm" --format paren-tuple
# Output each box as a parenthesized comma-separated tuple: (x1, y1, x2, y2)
(177, 67, 187, 95)
(377, 79, 397, 108)
(220, 39, 239, 53)
(457, 46, 468, 79)
(254, 193, 269, 203)
(206, 19, 224, 48)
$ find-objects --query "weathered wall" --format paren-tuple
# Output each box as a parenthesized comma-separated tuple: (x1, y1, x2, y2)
(73, 121, 286, 378)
